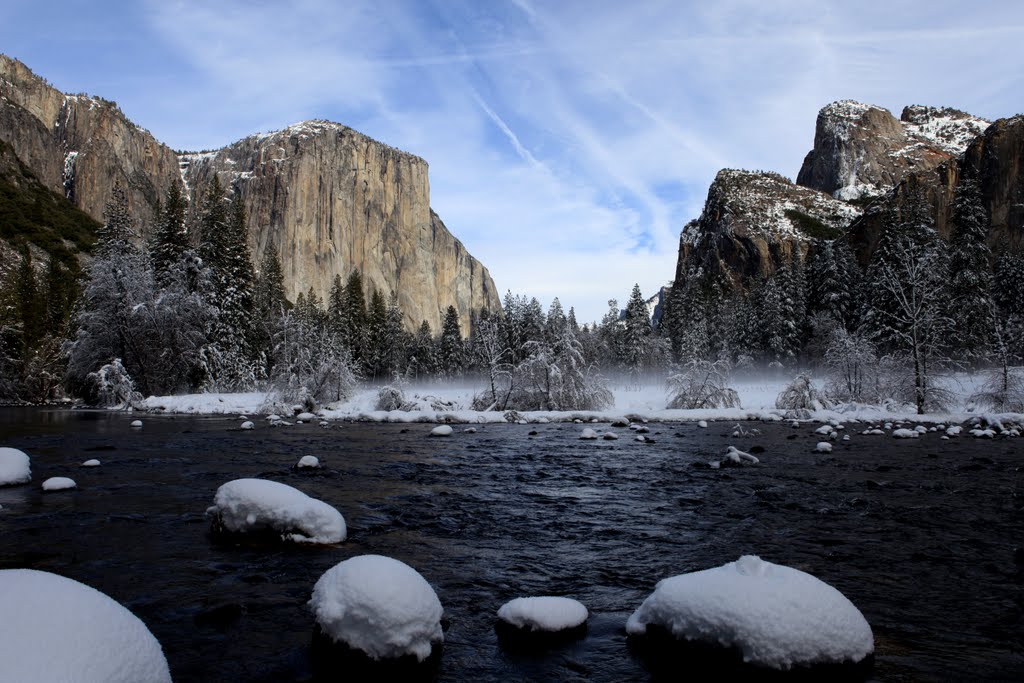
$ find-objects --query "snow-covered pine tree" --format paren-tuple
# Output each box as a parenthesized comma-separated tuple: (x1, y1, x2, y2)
(253, 247, 288, 377)
(197, 184, 257, 389)
(407, 320, 437, 379)
(994, 252, 1024, 360)
(620, 283, 651, 375)
(382, 292, 407, 378)
(149, 183, 188, 284)
(545, 297, 567, 343)
(946, 177, 995, 363)
(806, 238, 862, 332)
(364, 289, 388, 379)
(864, 199, 952, 414)
(438, 305, 464, 378)
(342, 271, 367, 363)
(95, 182, 134, 254)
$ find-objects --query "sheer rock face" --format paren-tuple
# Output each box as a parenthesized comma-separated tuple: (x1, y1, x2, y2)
(796, 100, 989, 201)
(848, 115, 1024, 264)
(0, 55, 181, 223)
(675, 169, 860, 288)
(0, 55, 499, 332)
(180, 121, 500, 332)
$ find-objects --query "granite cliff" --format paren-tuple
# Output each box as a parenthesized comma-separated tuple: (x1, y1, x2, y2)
(179, 121, 499, 332)
(796, 100, 989, 201)
(848, 114, 1024, 264)
(0, 55, 499, 333)
(673, 168, 860, 286)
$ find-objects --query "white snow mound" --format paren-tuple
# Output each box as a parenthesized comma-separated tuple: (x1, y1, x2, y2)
(81, 459, 101, 467)
(497, 596, 588, 632)
(207, 478, 346, 544)
(892, 428, 919, 439)
(130, 420, 143, 428)
(626, 555, 874, 669)
(42, 477, 77, 491)
(310, 554, 443, 661)
(430, 425, 453, 437)
(579, 428, 599, 440)
(0, 447, 31, 486)
(297, 455, 320, 469)
(815, 442, 833, 453)
(241, 421, 254, 430)
(0, 569, 172, 683)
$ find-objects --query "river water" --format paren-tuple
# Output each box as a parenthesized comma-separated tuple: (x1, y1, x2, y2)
(0, 408, 1021, 682)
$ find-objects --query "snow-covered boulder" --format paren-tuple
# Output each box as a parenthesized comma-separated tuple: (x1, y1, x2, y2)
(207, 478, 346, 544)
(626, 555, 873, 670)
(81, 459, 101, 467)
(310, 555, 443, 661)
(722, 446, 759, 466)
(603, 432, 619, 440)
(42, 477, 77, 491)
(814, 425, 833, 436)
(697, 420, 708, 428)
(497, 596, 588, 633)
(241, 421, 254, 430)
(0, 447, 31, 486)
(611, 417, 630, 427)
(429, 425, 453, 437)
(579, 428, 599, 440)
(814, 442, 833, 454)
(296, 455, 320, 469)
(130, 420, 143, 428)
(296, 412, 317, 422)
(0, 569, 171, 682)
(892, 428, 919, 439)
(945, 425, 962, 437)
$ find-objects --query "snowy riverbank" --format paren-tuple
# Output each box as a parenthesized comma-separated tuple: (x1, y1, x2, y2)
(136, 375, 1022, 428)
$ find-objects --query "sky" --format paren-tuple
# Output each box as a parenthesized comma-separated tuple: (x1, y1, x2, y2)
(3, 1, 1023, 323)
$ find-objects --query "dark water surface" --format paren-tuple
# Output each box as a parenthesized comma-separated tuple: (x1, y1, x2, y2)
(0, 408, 1021, 682)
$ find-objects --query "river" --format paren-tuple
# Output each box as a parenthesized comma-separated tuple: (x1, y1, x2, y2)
(0, 409, 1021, 681)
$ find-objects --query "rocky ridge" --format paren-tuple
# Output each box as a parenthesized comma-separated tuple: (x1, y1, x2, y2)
(797, 100, 989, 200)
(0, 55, 499, 333)
(675, 168, 860, 286)
(849, 114, 1024, 264)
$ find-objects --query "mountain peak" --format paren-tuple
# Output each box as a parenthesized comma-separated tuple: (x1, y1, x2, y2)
(798, 100, 989, 200)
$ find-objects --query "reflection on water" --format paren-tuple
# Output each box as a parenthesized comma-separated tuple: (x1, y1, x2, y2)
(0, 408, 1021, 682)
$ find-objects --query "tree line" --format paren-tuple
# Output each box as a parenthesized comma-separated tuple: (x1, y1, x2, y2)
(659, 179, 1024, 413)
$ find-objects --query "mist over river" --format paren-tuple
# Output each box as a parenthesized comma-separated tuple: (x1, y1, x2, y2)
(0, 408, 1021, 682)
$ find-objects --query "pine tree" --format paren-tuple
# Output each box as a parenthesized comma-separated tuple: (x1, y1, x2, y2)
(96, 182, 134, 254)
(546, 297, 567, 342)
(864, 204, 952, 414)
(408, 320, 436, 379)
(946, 177, 995, 363)
(364, 289, 388, 379)
(620, 283, 651, 374)
(150, 183, 189, 283)
(438, 305, 464, 377)
(343, 271, 367, 362)
(253, 247, 288, 377)
(379, 293, 408, 379)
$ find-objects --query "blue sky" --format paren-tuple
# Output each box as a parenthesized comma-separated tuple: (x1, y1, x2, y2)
(4, 0, 1023, 323)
